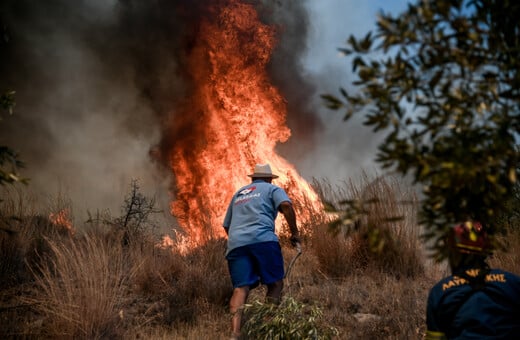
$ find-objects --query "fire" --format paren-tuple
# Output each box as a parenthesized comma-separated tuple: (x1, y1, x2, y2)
(169, 0, 322, 244)
(49, 208, 74, 235)
(156, 232, 191, 256)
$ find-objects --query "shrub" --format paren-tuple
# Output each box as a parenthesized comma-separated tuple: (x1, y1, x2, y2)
(130, 235, 231, 326)
(489, 226, 520, 274)
(242, 296, 338, 340)
(26, 234, 127, 338)
(312, 173, 424, 278)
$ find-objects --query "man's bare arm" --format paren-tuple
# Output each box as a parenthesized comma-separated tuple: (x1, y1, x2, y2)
(279, 201, 300, 245)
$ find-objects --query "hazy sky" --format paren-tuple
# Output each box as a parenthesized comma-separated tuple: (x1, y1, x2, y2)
(297, 0, 408, 183)
(0, 0, 409, 227)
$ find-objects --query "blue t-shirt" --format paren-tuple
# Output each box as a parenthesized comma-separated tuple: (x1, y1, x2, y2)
(426, 267, 520, 339)
(223, 179, 291, 255)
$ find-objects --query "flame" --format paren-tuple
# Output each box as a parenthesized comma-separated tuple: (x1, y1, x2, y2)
(169, 0, 322, 245)
(156, 232, 192, 256)
(49, 208, 75, 235)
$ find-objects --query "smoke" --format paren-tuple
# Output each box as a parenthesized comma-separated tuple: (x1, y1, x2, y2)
(257, 1, 322, 160)
(0, 0, 173, 223)
(0, 0, 394, 224)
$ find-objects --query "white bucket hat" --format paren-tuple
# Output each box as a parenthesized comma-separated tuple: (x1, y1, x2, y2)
(248, 163, 279, 178)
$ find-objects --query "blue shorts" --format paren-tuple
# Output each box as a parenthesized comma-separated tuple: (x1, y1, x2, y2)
(226, 241, 284, 288)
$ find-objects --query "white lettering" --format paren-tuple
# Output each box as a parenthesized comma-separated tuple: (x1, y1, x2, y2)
(234, 193, 261, 203)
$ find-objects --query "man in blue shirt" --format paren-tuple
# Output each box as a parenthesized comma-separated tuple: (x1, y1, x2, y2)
(426, 221, 520, 339)
(223, 163, 300, 339)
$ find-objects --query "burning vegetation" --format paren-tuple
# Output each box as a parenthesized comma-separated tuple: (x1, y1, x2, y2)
(49, 209, 75, 236)
(161, 0, 323, 244)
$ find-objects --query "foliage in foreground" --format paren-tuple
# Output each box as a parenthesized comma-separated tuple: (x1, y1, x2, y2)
(1, 20, 25, 187)
(243, 297, 338, 340)
(322, 0, 520, 260)
(0, 92, 26, 187)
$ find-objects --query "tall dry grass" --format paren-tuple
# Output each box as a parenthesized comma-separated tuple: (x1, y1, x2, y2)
(25, 234, 127, 338)
(128, 236, 230, 327)
(490, 226, 520, 274)
(310, 173, 424, 279)
(1, 175, 519, 339)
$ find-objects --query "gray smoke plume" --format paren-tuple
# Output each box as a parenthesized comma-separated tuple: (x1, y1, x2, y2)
(0, 0, 385, 226)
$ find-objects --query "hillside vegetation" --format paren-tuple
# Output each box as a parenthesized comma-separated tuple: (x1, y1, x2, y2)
(1, 175, 518, 339)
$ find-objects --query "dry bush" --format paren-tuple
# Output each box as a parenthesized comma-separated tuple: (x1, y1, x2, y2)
(183, 238, 231, 305)
(0, 219, 34, 339)
(309, 224, 356, 277)
(357, 175, 423, 276)
(0, 176, 441, 339)
(0, 193, 50, 288)
(25, 233, 127, 338)
(131, 244, 187, 296)
(0, 226, 25, 288)
(296, 272, 430, 339)
(125, 309, 230, 340)
(0, 192, 79, 337)
(128, 235, 231, 327)
(117, 241, 189, 328)
(0, 196, 74, 288)
(0, 195, 25, 287)
(162, 240, 232, 323)
(489, 226, 520, 274)
(163, 237, 230, 325)
(311, 173, 424, 279)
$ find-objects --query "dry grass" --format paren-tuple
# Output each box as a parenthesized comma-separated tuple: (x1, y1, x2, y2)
(1, 175, 519, 339)
(310, 174, 424, 279)
(489, 225, 520, 274)
(25, 234, 127, 338)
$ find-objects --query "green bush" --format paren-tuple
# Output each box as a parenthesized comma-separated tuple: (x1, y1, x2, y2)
(243, 297, 338, 340)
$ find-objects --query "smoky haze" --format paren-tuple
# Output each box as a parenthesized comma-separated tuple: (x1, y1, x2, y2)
(0, 0, 388, 226)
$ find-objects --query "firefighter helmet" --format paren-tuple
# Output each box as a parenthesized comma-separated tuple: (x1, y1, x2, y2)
(450, 221, 491, 254)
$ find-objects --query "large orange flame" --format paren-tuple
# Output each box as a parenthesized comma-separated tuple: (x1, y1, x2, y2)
(170, 0, 322, 245)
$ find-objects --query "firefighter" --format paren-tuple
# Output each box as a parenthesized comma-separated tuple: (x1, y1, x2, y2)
(426, 221, 520, 339)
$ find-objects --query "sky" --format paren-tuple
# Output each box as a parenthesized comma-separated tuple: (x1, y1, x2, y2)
(297, 0, 409, 183)
(0, 0, 409, 227)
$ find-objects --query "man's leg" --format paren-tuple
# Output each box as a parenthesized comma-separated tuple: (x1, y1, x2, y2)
(266, 279, 283, 304)
(230, 285, 250, 338)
